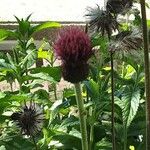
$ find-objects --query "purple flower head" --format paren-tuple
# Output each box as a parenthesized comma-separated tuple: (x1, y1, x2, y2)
(54, 26, 93, 83)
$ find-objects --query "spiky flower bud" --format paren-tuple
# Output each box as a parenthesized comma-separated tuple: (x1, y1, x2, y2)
(86, 5, 119, 39)
(54, 26, 93, 83)
(11, 101, 43, 136)
(106, 0, 133, 15)
(109, 28, 142, 53)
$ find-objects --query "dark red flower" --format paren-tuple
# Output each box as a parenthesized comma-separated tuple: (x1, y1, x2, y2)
(54, 26, 93, 83)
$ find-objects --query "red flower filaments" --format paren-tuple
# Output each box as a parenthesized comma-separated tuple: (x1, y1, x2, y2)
(54, 26, 93, 83)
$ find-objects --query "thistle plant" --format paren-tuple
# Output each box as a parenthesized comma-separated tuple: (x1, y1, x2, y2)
(86, 5, 119, 40)
(109, 28, 143, 53)
(54, 26, 93, 150)
(11, 101, 44, 150)
(86, 1, 144, 149)
(106, 0, 133, 15)
(86, 5, 119, 149)
(54, 26, 93, 83)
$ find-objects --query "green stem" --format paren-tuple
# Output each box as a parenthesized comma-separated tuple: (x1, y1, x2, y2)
(31, 135, 38, 150)
(140, 1, 150, 149)
(25, 64, 29, 85)
(89, 107, 94, 150)
(123, 125, 127, 150)
(110, 52, 116, 150)
(54, 84, 58, 100)
(89, 124, 94, 150)
(10, 82, 13, 92)
(18, 82, 22, 92)
(86, 89, 89, 103)
(74, 83, 88, 150)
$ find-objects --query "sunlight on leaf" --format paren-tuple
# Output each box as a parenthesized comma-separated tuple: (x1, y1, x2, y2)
(0, 29, 15, 41)
(32, 21, 61, 33)
(129, 145, 135, 150)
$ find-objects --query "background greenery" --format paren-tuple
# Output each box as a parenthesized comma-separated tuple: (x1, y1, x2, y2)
(0, 1, 150, 149)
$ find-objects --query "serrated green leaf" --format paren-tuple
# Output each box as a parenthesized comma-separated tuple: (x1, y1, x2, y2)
(60, 115, 79, 128)
(30, 66, 61, 82)
(119, 86, 141, 128)
(23, 72, 57, 83)
(95, 138, 112, 150)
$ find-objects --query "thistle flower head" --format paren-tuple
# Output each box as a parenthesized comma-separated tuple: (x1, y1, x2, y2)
(86, 5, 119, 39)
(106, 0, 133, 15)
(54, 26, 92, 62)
(11, 101, 44, 136)
(54, 26, 93, 83)
(109, 28, 142, 53)
(106, 0, 125, 14)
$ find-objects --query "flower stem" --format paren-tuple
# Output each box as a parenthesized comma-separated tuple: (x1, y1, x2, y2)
(74, 83, 88, 150)
(89, 107, 94, 150)
(110, 52, 116, 150)
(89, 124, 94, 150)
(123, 125, 127, 150)
(53, 84, 58, 100)
(140, 0, 150, 149)
(31, 135, 38, 150)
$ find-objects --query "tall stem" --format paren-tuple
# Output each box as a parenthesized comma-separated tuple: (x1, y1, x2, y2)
(89, 107, 94, 150)
(74, 83, 88, 150)
(110, 52, 116, 150)
(53, 84, 58, 100)
(31, 135, 38, 150)
(140, 0, 150, 149)
(89, 125, 94, 150)
(10, 82, 13, 92)
(123, 125, 127, 150)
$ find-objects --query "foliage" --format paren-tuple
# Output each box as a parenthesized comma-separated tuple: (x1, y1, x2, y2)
(0, 2, 148, 149)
